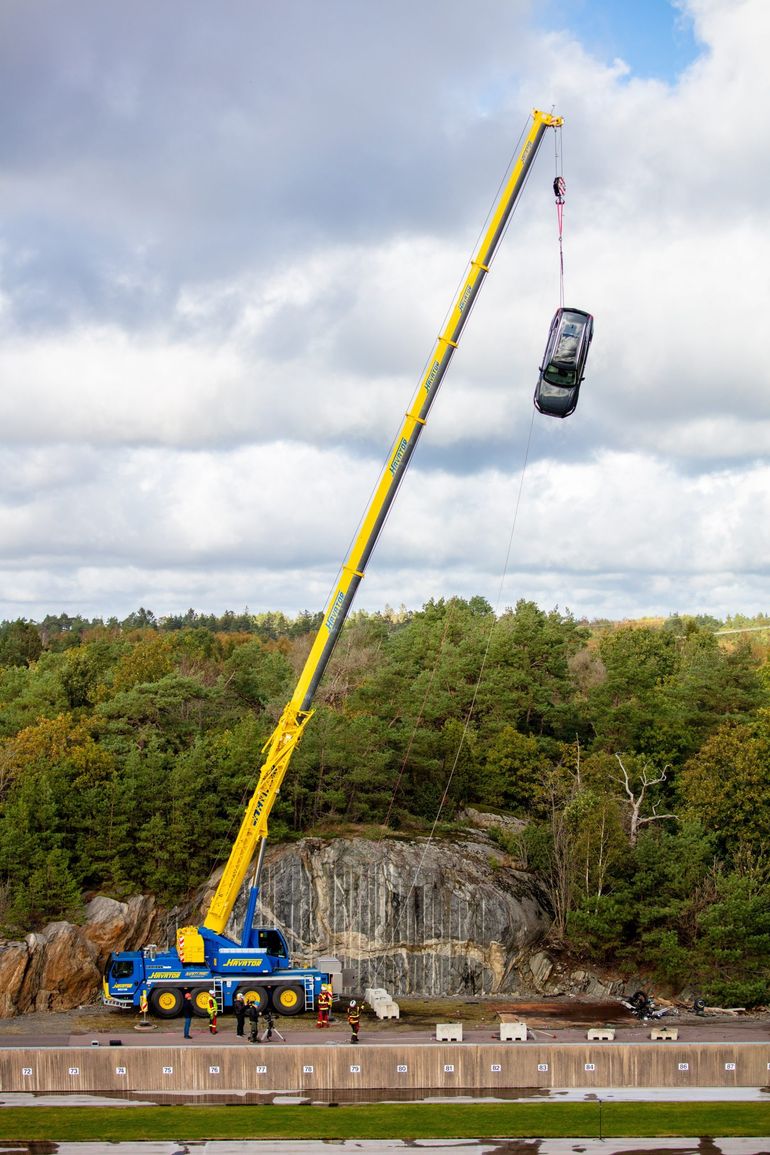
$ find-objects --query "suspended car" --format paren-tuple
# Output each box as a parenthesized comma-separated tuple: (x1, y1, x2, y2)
(533, 306, 594, 418)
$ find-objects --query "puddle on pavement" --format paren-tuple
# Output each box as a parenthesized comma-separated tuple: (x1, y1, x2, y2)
(16, 1085, 554, 1107)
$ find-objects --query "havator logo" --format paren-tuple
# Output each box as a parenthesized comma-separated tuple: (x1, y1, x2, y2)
(457, 283, 473, 313)
(423, 360, 440, 393)
(389, 438, 408, 476)
(326, 590, 345, 632)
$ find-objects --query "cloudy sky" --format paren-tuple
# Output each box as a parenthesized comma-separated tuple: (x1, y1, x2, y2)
(1, 0, 768, 625)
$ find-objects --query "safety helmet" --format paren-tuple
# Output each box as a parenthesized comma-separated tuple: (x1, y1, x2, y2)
(350, 999, 357, 1006)
(209, 989, 215, 995)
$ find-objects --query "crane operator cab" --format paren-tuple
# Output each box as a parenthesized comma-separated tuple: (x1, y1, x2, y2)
(534, 306, 594, 418)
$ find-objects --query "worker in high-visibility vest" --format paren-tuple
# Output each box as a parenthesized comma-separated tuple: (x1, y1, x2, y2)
(206, 989, 218, 1034)
(316, 984, 332, 1028)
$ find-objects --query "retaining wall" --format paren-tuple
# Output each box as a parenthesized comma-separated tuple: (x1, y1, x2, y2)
(1, 1043, 769, 1094)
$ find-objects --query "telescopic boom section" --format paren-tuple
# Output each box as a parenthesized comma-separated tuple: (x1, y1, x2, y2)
(203, 109, 562, 936)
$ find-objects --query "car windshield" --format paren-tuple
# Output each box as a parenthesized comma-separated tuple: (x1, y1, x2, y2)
(543, 361, 577, 387)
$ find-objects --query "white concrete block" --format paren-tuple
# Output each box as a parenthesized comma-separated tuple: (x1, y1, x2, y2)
(374, 1000, 400, 1020)
(436, 1022, 463, 1042)
(651, 1027, 679, 1041)
(587, 1028, 615, 1041)
(500, 1021, 527, 1041)
(365, 988, 388, 1004)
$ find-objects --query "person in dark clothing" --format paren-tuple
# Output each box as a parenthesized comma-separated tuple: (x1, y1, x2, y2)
(182, 986, 194, 1039)
(234, 992, 247, 1037)
(247, 1000, 260, 1043)
(347, 1000, 361, 1044)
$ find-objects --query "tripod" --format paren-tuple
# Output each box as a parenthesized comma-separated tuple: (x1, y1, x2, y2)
(257, 1012, 284, 1042)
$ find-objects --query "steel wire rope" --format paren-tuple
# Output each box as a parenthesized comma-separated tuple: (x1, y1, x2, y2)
(247, 113, 546, 971)
(317, 113, 534, 629)
(309, 115, 541, 803)
(334, 116, 542, 647)
(377, 607, 456, 832)
(553, 123, 566, 308)
(351, 116, 553, 988)
(367, 407, 538, 990)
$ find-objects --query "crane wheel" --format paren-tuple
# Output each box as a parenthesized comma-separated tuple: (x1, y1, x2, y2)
(192, 987, 214, 1018)
(236, 983, 269, 1011)
(149, 987, 183, 1018)
(272, 983, 304, 1016)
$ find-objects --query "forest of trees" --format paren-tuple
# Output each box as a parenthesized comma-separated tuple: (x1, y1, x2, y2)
(1, 600, 769, 1005)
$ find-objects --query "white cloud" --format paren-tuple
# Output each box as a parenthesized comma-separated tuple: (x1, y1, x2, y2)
(0, 0, 768, 623)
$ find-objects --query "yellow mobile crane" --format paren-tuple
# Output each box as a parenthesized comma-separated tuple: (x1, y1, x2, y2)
(103, 109, 563, 1019)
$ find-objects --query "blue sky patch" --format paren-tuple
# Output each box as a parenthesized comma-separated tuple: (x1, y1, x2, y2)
(541, 0, 700, 82)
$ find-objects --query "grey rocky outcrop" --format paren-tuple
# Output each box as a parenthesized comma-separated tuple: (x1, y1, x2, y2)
(229, 835, 551, 996)
(0, 834, 559, 1014)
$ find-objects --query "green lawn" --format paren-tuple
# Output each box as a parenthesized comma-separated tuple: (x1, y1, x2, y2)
(1, 1101, 769, 1141)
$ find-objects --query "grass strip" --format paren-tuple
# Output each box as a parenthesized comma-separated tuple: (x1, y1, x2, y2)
(1, 1101, 770, 1142)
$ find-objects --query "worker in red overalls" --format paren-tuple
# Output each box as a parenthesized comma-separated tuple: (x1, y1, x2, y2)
(347, 999, 361, 1044)
(316, 983, 332, 1028)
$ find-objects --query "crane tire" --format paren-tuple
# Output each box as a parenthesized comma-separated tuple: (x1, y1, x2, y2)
(192, 987, 213, 1017)
(150, 987, 183, 1018)
(236, 984, 269, 1012)
(272, 983, 305, 1016)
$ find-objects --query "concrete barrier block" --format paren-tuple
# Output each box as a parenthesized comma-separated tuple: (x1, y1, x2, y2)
(651, 1026, 679, 1041)
(436, 1022, 463, 1042)
(500, 1020, 528, 1041)
(365, 988, 388, 1004)
(374, 1000, 400, 1020)
(587, 1028, 615, 1041)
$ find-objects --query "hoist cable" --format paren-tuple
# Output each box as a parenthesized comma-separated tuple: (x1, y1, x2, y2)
(553, 125, 566, 308)
(378, 608, 455, 832)
(369, 408, 538, 986)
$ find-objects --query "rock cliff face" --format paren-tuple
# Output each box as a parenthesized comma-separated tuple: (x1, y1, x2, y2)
(0, 833, 555, 1015)
(229, 835, 551, 996)
(0, 895, 158, 1017)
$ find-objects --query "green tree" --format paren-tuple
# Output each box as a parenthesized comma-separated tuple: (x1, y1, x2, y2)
(679, 712, 770, 858)
(693, 854, 770, 1006)
(0, 620, 42, 668)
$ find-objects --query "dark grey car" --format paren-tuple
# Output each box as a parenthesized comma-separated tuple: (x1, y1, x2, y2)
(533, 307, 594, 418)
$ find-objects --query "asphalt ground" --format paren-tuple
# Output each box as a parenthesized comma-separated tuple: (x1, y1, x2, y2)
(0, 1020, 767, 1048)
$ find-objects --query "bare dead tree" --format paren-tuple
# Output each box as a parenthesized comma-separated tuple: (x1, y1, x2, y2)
(613, 754, 677, 846)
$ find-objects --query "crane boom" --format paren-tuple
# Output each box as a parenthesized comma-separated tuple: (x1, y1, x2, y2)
(202, 108, 562, 938)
